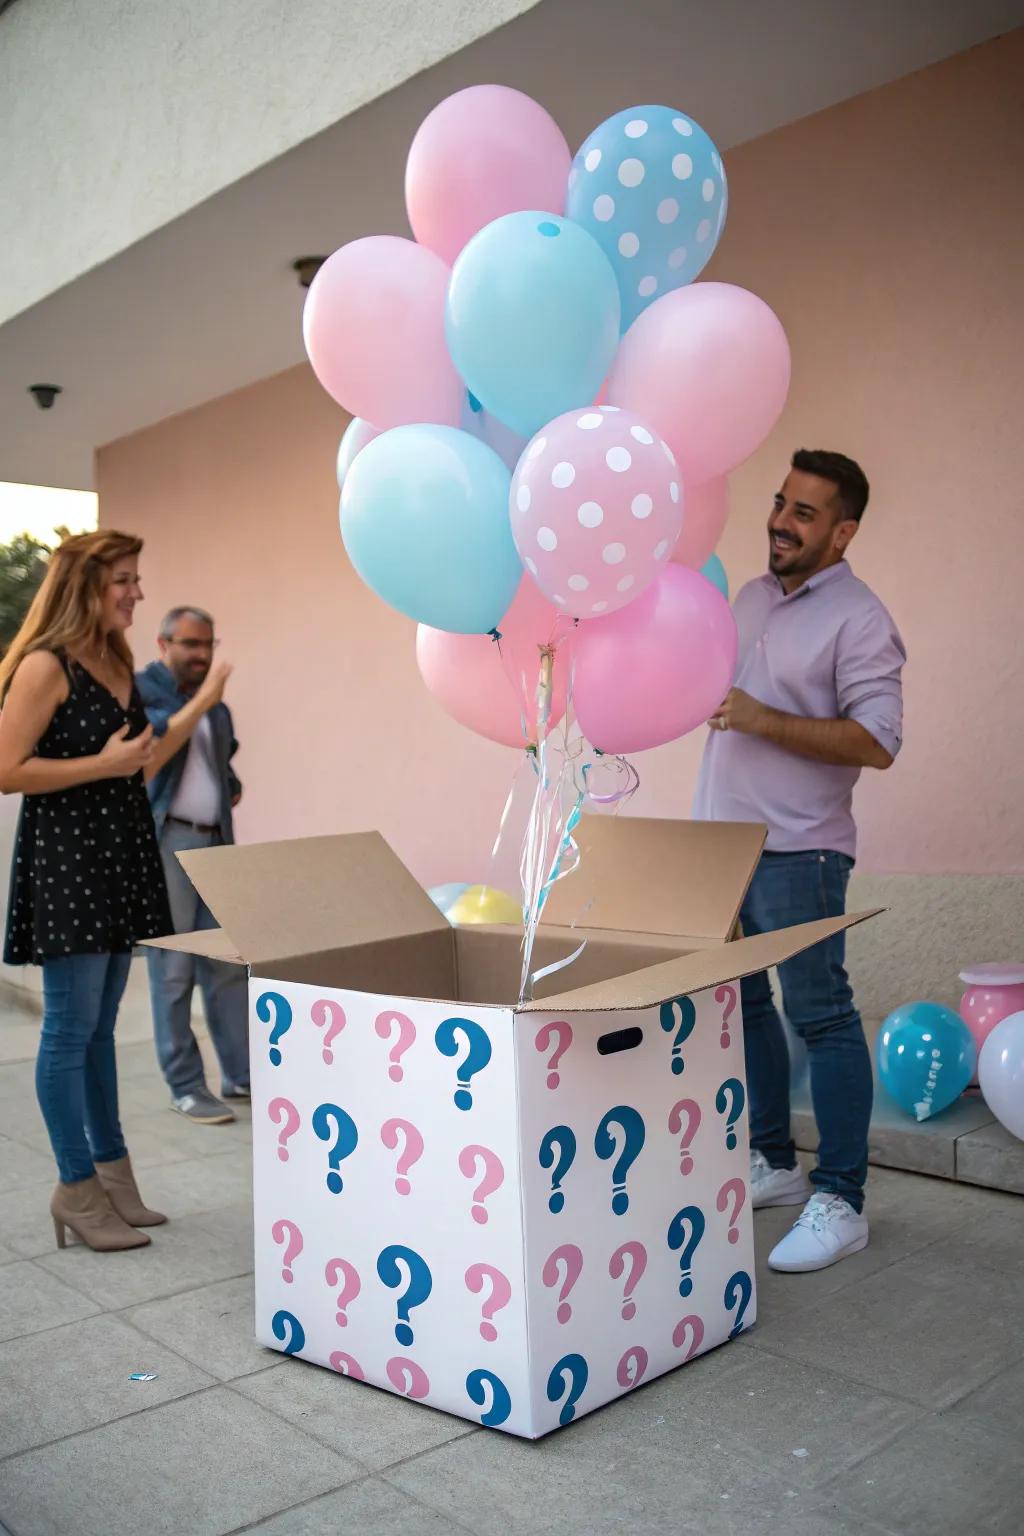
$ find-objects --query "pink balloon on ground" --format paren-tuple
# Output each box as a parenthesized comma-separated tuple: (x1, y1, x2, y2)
(303, 236, 463, 429)
(416, 578, 571, 748)
(510, 406, 684, 620)
(608, 283, 791, 483)
(406, 85, 571, 266)
(670, 478, 730, 570)
(574, 564, 738, 754)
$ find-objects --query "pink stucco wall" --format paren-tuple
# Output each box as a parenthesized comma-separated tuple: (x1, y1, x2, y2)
(97, 32, 1024, 881)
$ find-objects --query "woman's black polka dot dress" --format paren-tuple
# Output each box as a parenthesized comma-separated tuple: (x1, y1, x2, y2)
(4, 655, 172, 965)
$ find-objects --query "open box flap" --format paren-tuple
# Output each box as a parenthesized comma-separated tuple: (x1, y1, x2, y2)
(169, 832, 449, 967)
(539, 815, 767, 941)
(143, 926, 244, 964)
(519, 909, 882, 1013)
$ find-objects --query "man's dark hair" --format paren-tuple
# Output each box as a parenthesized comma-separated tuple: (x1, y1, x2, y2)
(792, 448, 869, 523)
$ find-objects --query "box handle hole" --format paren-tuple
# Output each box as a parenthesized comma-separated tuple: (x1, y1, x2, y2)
(597, 1026, 644, 1056)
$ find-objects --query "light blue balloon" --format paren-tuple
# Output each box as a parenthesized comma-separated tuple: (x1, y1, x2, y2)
(340, 425, 521, 634)
(566, 105, 728, 331)
(446, 212, 620, 439)
(699, 552, 729, 599)
(428, 882, 471, 918)
(335, 417, 378, 490)
(876, 1001, 976, 1122)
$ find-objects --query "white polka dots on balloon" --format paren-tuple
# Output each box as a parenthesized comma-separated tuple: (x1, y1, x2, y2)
(630, 425, 654, 445)
(711, 151, 721, 171)
(673, 117, 693, 136)
(527, 436, 547, 460)
(657, 198, 679, 224)
(624, 119, 648, 138)
(537, 527, 558, 552)
(617, 574, 636, 593)
(591, 601, 609, 614)
(697, 219, 712, 242)
(568, 574, 589, 592)
(654, 539, 670, 560)
(516, 485, 531, 512)
(702, 179, 715, 202)
(585, 149, 602, 172)
(667, 246, 688, 270)
(661, 441, 676, 464)
(618, 231, 640, 258)
(524, 557, 538, 576)
(631, 493, 653, 519)
(606, 446, 632, 472)
(637, 276, 658, 298)
(551, 461, 576, 488)
(593, 194, 615, 222)
(669, 482, 680, 502)
(618, 158, 645, 188)
(578, 501, 604, 527)
(672, 154, 693, 180)
(577, 413, 603, 430)
(602, 543, 627, 565)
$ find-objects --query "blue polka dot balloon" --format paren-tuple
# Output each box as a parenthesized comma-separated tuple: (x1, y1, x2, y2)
(566, 105, 728, 331)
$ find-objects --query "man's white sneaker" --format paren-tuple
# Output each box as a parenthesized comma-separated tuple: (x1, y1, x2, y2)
(749, 1149, 812, 1209)
(768, 1193, 869, 1272)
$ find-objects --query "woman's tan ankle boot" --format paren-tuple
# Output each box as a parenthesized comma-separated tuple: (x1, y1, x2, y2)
(95, 1155, 167, 1227)
(51, 1175, 151, 1251)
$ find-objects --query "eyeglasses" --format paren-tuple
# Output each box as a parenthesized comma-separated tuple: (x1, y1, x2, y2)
(168, 638, 220, 652)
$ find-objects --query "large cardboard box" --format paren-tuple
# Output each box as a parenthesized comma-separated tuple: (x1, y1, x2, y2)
(151, 817, 871, 1438)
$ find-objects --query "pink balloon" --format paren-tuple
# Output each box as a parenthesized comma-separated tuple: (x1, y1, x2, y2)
(303, 236, 463, 429)
(574, 564, 737, 754)
(406, 85, 571, 266)
(416, 578, 571, 748)
(960, 982, 1024, 1084)
(670, 478, 730, 570)
(510, 406, 683, 621)
(608, 283, 791, 483)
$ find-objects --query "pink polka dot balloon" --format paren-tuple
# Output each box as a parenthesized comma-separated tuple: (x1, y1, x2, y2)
(510, 406, 684, 619)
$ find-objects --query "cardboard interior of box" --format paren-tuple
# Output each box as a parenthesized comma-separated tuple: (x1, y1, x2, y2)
(147, 816, 876, 1011)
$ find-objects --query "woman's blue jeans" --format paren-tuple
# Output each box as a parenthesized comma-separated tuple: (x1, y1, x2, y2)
(739, 850, 872, 1213)
(37, 952, 131, 1184)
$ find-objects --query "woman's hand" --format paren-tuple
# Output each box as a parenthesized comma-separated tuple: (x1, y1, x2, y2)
(99, 723, 155, 778)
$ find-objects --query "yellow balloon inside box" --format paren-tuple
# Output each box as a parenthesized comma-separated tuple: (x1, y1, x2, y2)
(446, 884, 522, 926)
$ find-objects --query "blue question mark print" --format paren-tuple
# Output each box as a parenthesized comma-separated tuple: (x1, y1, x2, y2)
(311, 1103, 358, 1193)
(538, 1125, 577, 1213)
(667, 1205, 706, 1297)
(377, 1244, 433, 1347)
(271, 1309, 305, 1356)
(466, 1368, 513, 1427)
(660, 995, 696, 1075)
(715, 1077, 746, 1151)
(724, 1270, 753, 1337)
(435, 1016, 492, 1110)
(256, 990, 293, 1066)
(546, 1353, 589, 1426)
(594, 1106, 646, 1215)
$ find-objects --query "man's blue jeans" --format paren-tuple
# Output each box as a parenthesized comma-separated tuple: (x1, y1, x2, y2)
(38, 952, 131, 1184)
(739, 849, 872, 1213)
(146, 821, 249, 1097)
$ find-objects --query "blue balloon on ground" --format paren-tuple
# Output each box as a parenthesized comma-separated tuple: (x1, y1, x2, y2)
(877, 1001, 976, 1122)
(446, 212, 620, 439)
(428, 882, 471, 917)
(566, 105, 728, 331)
(700, 552, 729, 599)
(341, 425, 522, 634)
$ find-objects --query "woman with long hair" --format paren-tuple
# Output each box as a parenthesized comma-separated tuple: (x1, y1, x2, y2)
(0, 530, 231, 1251)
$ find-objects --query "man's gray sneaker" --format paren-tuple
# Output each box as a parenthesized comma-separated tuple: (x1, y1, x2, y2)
(171, 1087, 235, 1125)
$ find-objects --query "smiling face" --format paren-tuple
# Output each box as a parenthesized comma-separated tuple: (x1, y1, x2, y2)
(767, 468, 859, 591)
(101, 556, 142, 635)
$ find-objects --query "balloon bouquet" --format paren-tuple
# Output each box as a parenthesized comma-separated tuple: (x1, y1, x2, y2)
(303, 86, 791, 999)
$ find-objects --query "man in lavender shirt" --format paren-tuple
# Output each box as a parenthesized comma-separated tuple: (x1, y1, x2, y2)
(694, 449, 905, 1273)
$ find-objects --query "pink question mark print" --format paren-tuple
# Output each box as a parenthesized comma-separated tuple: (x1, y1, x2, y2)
(465, 1263, 513, 1342)
(716, 983, 738, 1049)
(386, 1357, 431, 1398)
(616, 1345, 649, 1389)
(268, 1097, 300, 1162)
(329, 1351, 364, 1380)
(716, 1176, 747, 1244)
(375, 1009, 416, 1082)
(324, 1257, 361, 1325)
(458, 1144, 505, 1224)
(542, 1243, 584, 1324)
(668, 1099, 701, 1175)
(608, 1241, 648, 1320)
(271, 1219, 303, 1283)
(672, 1314, 705, 1360)
(380, 1118, 425, 1195)
(311, 998, 346, 1064)
(534, 1020, 573, 1089)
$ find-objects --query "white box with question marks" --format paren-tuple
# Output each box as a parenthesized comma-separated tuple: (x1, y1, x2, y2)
(149, 817, 873, 1438)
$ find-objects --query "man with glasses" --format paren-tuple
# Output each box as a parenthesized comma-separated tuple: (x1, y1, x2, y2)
(138, 607, 249, 1125)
